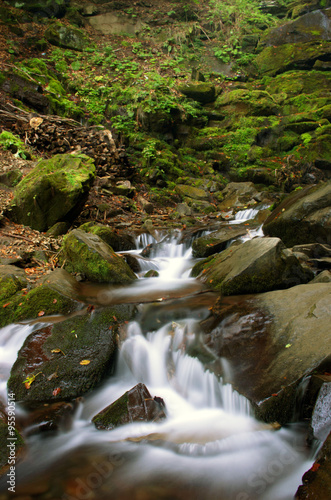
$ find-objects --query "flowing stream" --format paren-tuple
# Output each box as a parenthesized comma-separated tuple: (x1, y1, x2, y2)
(0, 211, 316, 500)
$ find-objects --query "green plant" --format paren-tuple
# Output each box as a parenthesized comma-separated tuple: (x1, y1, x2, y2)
(0, 131, 30, 159)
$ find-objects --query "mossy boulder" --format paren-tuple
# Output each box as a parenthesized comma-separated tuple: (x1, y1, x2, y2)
(178, 83, 216, 104)
(61, 229, 137, 283)
(218, 182, 259, 210)
(203, 283, 331, 423)
(192, 237, 313, 295)
(0, 266, 27, 302)
(215, 89, 279, 117)
(45, 23, 88, 51)
(1, 72, 50, 113)
(0, 272, 80, 329)
(79, 223, 136, 251)
(7, 306, 134, 408)
(8, 154, 96, 232)
(92, 383, 166, 430)
(255, 41, 331, 76)
(263, 182, 331, 246)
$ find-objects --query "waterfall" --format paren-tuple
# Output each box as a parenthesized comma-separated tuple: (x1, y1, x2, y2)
(0, 226, 314, 500)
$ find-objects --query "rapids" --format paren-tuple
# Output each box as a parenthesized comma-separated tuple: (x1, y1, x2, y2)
(0, 212, 317, 500)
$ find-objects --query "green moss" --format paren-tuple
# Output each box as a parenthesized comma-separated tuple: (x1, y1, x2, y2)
(0, 131, 32, 159)
(0, 272, 27, 302)
(0, 285, 78, 329)
(92, 392, 129, 430)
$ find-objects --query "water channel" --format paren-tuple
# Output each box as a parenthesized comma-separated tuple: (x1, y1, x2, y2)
(0, 209, 317, 499)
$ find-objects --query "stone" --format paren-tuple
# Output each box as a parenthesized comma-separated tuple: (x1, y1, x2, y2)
(78, 223, 136, 251)
(45, 24, 88, 51)
(92, 383, 166, 430)
(88, 12, 145, 36)
(218, 182, 259, 210)
(7, 306, 134, 408)
(295, 431, 331, 499)
(1, 72, 50, 113)
(310, 270, 331, 283)
(61, 229, 137, 283)
(6, 0, 68, 18)
(178, 83, 216, 104)
(8, 154, 96, 232)
(175, 184, 209, 201)
(192, 226, 247, 258)
(202, 283, 331, 423)
(192, 237, 313, 295)
(0, 265, 27, 302)
(311, 380, 331, 441)
(263, 182, 331, 246)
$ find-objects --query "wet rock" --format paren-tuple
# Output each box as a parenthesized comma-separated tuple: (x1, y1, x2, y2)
(192, 237, 313, 295)
(8, 306, 134, 408)
(311, 378, 331, 441)
(8, 154, 96, 232)
(202, 283, 331, 423)
(218, 182, 259, 210)
(62, 229, 137, 283)
(263, 182, 331, 246)
(0, 265, 27, 302)
(192, 225, 247, 258)
(45, 23, 88, 51)
(78, 223, 136, 251)
(24, 401, 77, 436)
(295, 431, 331, 499)
(92, 383, 166, 430)
(178, 83, 216, 104)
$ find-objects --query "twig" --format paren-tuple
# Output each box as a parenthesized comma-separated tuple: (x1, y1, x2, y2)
(0, 231, 34, 243)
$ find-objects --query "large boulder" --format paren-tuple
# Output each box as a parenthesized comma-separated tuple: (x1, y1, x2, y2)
(8, 154, 96, 232)
(202, 283, 331, 423)
(7, 305, 134, 408)
(92, 383, 166, 430)
(192, 237, 313, 295)
(263, 182, 331, 247)
(6, 0, 68, 18)
(218, 182, 259, 210)
(78, 223, 136, 251)
(61, 229, 137, 283)
(256, 9, 331, 75)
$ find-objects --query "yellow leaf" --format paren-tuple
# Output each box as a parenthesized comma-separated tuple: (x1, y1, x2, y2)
(80, 359, 91, 365)
(51, 349, 61, 353)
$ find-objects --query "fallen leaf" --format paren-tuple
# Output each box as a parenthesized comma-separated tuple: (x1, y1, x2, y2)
(2, 303, 10, 308)
(52, 387, 61, 396)
(53, 299, 57, 304)
(38, 311, 45, 317)
(285, 343, 292, 348)
(80, 359, 91, 365)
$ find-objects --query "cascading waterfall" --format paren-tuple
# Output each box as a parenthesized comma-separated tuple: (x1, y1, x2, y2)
(0, 222, 316, 500)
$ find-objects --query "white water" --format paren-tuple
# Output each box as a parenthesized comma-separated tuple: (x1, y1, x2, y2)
(0, 228, 314, 499)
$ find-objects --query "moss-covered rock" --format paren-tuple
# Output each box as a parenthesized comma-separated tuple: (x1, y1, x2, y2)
(7, 306, 134, 408)
(45, 23, 88, 51)
(263, 182, 331, 246)
(8, 154, 96, 232)
(61, 229, 137, 283)
(192, 226, 247, 258)
(78, 223, 136, 251)
(175, 184, 209, 201)
(215, 89, 279, 117)
(92, 383, 165, 430)
(0, 279, 79, 329)
(1, 72, 50, 113)
(192, 237, 313, 295)
(6, 0, 68, 18)
(255, 41, 331, 76)
(178, 83, 216, 104)
(0, 266, 28, 302)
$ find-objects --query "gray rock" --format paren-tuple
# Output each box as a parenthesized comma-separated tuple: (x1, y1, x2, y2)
(218, 182, 259, 210)
(45, 24, 88, 51)
(202, 283, 331, 423)
(192, 225, 247, 258)
(193, 237, 313, 295)
(263, 182, 331, 246)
